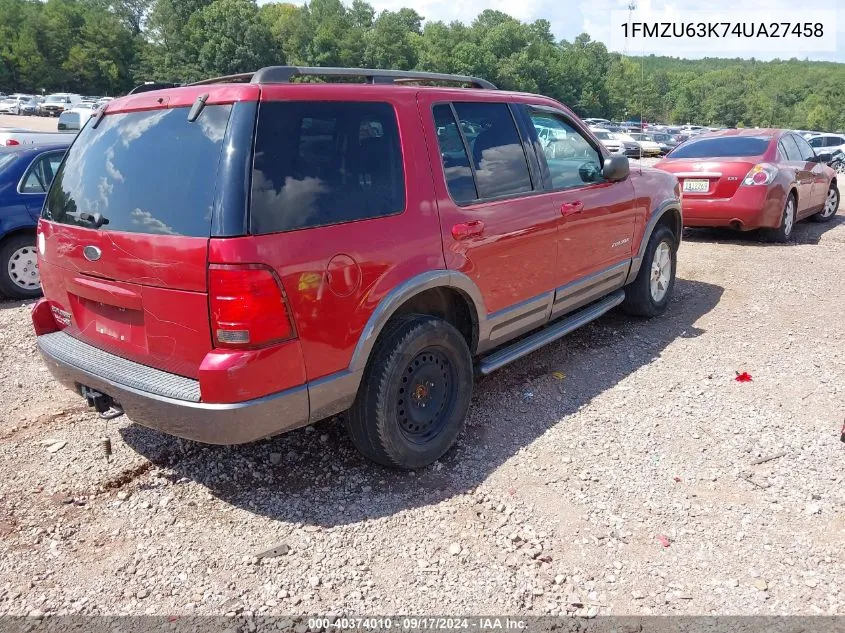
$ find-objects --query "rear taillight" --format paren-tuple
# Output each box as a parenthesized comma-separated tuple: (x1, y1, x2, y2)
(742, 163, 778, 186)
(208, 264, 295, 349)
(5, 139, 20, 146)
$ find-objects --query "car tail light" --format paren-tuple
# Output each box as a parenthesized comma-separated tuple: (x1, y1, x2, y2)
(5, 139, 20, 146)
(208, 264, 295, 349)
(742, 163, 778, 186)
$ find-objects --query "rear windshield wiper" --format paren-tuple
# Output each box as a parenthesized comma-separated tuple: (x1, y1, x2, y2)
(188, 93, 209, 122)
(70, 211, 109, 228)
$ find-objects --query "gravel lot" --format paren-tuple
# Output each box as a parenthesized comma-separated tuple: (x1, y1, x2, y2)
(0, 158, 843, 618)
(0, 113, 60, 132)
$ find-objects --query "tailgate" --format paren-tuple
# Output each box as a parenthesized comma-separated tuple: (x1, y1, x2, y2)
(39, 222, 211, 378)
(37, 85, 259, 378)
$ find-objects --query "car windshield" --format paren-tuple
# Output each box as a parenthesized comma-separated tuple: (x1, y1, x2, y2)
(45, 96, 68, 103)
(668, 136, 771, 158)
(592, 130, 610, 140)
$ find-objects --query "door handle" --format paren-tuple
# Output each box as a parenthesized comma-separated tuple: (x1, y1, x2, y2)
(451, 220, 485, 240)
(561, 201, 584, 217)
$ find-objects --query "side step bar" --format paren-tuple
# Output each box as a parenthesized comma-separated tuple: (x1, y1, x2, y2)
(477, 289, 625, 375)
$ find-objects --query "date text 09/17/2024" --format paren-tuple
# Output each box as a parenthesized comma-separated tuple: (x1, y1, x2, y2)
(307, 617, 528, 630)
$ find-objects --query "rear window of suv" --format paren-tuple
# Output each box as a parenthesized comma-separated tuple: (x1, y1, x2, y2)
(669, 136, 770, 158)
(44, 104, 232, 236)
(250, 101, 405, 234)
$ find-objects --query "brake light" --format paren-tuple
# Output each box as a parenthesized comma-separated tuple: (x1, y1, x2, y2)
(208, 264, 294, 348)
(5, 139, 20, 146)
(742, 163, 778, 186)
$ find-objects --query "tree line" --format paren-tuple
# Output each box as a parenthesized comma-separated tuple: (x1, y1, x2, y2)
(2, 0, 844, 131)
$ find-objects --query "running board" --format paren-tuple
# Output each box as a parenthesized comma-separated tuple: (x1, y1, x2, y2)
(477, 289, 625, 375)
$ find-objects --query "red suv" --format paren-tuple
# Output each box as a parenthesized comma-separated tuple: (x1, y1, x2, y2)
(32, 67, 682, 468)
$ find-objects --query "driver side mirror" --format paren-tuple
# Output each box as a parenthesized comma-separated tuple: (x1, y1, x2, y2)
(602, 154, 630, 181)
(814, 152, 831, 163)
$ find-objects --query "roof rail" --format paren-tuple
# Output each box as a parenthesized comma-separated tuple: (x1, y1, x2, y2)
(188, 72, 254, 87)
(189, 66, 496, 90)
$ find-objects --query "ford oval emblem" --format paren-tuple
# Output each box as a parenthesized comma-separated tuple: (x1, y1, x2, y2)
(83, 245, 102, 262)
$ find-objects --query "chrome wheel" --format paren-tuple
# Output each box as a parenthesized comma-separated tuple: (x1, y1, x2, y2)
(835, 163, 845, 175)
(821, 187, 839, 218)
(7, 246, 39, 290)
(783, 197, 795, 236)
(649, 241, 672, 302)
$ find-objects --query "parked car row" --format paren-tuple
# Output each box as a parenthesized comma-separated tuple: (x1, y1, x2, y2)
(0, 92, 112, 117)
(1, 68, 839, 471)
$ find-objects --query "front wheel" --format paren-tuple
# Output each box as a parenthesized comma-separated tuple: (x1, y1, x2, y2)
(811, 184, 839, 223)
(621, 224, 677, 317)
(346, 315, 473, 469)
(0, 234, 42, 299)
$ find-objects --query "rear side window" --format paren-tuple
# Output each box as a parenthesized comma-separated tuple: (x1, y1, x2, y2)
(20, 151, 64, 193)
(451, 102, 531, 200)
(669, 136, 770, 158)
(432, 104, 478, 204)
(44, 105, 232, 236)
(251, 101, 405, 234)
(792, 134, 816, 161)
(778, 135, 802, 162)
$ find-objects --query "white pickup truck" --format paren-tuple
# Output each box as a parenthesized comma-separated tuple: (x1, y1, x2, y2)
(0, 128, 77, 147)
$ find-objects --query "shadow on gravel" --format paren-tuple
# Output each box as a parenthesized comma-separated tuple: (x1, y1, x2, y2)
(0, 297, 36, 311)
(683, 213, 843, 246)
(122, 277, 724, 528)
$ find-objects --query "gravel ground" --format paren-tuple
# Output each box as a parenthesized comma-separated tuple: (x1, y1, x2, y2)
(0, 113, 60, 132)
(0, 173, 843, 618)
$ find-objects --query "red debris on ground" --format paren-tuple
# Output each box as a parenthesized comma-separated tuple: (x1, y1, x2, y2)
(735, 372, 753, 382)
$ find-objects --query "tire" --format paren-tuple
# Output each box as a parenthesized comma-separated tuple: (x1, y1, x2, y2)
(621, 224, 677, 317)
(811, 184, 839, 223)
(766, 192, 797, 242)
(0, 234, 42, 300)
(346, 315, 473, 469)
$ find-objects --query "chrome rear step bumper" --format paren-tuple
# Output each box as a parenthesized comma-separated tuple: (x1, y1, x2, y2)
(37, 331, 310, 444)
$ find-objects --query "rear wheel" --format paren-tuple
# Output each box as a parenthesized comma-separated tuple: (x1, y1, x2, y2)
(621, 224, 677, 317)
(811, 184, 839, 222)
(346, 315, 473, 469)
(767, 193, 796, 243)
(0, 234, 42, 300)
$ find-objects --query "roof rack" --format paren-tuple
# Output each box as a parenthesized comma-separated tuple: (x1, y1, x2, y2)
(189, 66, 496, 90)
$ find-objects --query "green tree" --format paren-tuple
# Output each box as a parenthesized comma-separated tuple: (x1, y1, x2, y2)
(184, 0, 276, 80)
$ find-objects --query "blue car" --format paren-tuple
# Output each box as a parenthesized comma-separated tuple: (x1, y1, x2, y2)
(0, 143, 69, 299)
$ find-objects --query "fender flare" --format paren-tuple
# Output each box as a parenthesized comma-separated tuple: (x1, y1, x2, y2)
(625, 199, 682, 284)
(348, 270, 488, 374)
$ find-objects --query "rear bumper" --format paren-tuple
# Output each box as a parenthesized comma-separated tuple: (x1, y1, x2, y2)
(37, 330, 312, 444)
(682, 186, 785, 229)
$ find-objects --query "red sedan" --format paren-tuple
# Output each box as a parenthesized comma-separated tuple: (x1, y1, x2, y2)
(655, 129, 839, 241)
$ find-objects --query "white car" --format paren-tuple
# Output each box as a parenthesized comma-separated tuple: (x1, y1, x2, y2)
(0, 128, 77, 146)
(628, 133, 663, 157)
(583, 117, 611, 128)
(0, 94, 34, 115)
(58, 107, 95, 132)
(40, 93, 82, 117)
(807, 133, 845, 156)
(590, 128, 623, 153)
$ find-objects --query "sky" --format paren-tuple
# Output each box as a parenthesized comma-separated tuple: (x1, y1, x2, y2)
(297, 0, 845, 63)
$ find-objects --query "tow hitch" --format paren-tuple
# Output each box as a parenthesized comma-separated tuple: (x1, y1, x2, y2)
(80, 386, 125, 420)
